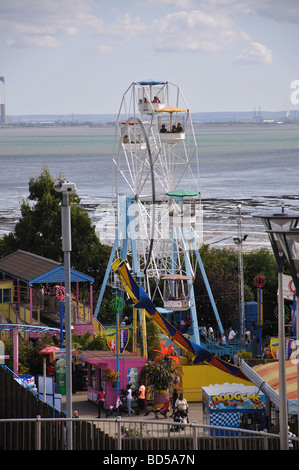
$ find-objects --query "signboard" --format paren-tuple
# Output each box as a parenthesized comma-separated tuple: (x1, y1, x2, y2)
(127, 367, 138, 389)
(202, 384, 266, 411)
(106, 328, 129, 354)
(270, 337, 295, 359)
(283, 274, 295, 301)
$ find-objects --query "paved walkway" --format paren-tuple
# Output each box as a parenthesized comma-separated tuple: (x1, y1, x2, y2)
(61, 391, 204, 424)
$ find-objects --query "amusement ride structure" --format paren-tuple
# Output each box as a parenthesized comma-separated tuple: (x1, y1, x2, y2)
(95, 79, 224, 347)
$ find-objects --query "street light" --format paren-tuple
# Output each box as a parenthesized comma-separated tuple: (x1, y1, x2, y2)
(254, 205, 299, 450)
(54, 178, 77, 450)
(267, 227, 299, 441)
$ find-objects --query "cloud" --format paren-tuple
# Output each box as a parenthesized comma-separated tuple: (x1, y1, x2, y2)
(234, 41, 272, 65)
(0, 0, 99, 48)
(137, 0, 196, 8)
(151, 10, 249, 53)
(93, 44, 114, 54)
(103, 13, 145, 41)
(202, 0, 299, 24)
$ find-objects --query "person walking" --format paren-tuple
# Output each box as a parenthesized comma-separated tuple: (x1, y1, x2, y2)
(138, 382, 146, 414)
(170, 388, 178, 417)
(126, 384, 135, 417)
(96, 387, 108, 418)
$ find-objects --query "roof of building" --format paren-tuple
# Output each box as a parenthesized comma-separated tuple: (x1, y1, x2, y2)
(0, 250, 94, 285)
(73, 350, 147, 365)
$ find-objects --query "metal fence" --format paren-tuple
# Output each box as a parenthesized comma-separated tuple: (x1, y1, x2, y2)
(0, 415, 294, 451)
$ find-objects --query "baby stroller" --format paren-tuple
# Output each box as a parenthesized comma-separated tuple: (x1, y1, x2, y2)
(170, 410, 188, 431)
(108, 395, 124, 416)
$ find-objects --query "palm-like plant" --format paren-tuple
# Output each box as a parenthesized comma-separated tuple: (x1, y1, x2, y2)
(141, 341, 180, 393)
(153, 341, 180, 365)
(144, 360, 174, 392)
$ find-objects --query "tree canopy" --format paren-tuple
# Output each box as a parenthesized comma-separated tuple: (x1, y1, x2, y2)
(194, 244, 278, 331)
(0, 168, 111, 295)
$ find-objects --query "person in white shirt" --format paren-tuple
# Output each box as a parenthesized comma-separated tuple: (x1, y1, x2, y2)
(228, 327, 236, 341)
(175, 393, 189, 422)
(208, 326, 215, 341)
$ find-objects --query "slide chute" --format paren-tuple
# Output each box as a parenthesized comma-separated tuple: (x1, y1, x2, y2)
(112, 258, 249, 380)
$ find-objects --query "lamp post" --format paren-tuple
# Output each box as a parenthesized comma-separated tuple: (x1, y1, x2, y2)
(267, 227, 299, 441)
(254, 206, 299, 450)
(54, 179, 77, 451)
(233, 204, 247, 341)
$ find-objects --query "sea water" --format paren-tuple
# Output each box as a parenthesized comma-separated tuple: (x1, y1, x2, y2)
(0, 124, 298, 247)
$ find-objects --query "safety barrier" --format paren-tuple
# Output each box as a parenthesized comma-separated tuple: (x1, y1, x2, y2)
(0, 416, 292, 451)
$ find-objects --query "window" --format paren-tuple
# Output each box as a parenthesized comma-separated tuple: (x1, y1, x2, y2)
(0, 288, 11, 303)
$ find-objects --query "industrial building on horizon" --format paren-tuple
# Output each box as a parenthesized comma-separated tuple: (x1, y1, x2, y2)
(0, 76, 6, 124)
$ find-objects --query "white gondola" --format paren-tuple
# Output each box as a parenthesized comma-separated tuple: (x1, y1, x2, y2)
(156, 106, 187, 144)
(138, 101, 165, 114)
(122, 141, 147, 151)
(162, 274, 192, 311)
(159, 132, 185, 144)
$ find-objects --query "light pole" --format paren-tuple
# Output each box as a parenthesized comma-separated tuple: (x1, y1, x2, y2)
(268, 227, 299, 441)
(254, 206, 299, 450)
(233, 204, 247, 341)
(54, 179, 77, 450)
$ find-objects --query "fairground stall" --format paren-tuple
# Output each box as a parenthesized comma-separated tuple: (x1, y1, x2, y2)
(73, 350, 147, 409)
(202, 383, 266, 435)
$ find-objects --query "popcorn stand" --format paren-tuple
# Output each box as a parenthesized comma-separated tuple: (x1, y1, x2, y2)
(202, 383, 266, 436)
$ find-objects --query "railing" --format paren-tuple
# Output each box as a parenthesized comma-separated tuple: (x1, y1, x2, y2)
(200, 329, 259, 358)
(0, 415, 293, 451)
(9, 302, 40, 325)
(1, 365, 62, 417)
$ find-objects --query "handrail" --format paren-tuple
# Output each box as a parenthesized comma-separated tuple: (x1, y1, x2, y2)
(1, 364, 63, 415)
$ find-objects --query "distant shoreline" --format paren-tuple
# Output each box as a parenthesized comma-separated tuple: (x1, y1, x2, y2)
(1, 121, 299, 130)
(1, 194, 296, 252)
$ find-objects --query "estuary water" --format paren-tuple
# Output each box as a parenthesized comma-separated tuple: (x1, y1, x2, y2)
(0, 123, 299, 249)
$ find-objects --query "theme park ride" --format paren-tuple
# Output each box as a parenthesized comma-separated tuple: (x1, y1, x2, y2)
(93, 80, 247, 377)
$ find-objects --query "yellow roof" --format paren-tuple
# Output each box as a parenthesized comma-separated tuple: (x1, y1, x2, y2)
(155, 106, 187, 113)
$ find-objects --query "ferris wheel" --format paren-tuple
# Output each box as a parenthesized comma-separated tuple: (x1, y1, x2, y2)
(95, 80, 224, 343)
(113, 80, 202, 279)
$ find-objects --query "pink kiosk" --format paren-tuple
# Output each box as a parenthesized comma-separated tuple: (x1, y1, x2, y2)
(74, 350, 147, 409)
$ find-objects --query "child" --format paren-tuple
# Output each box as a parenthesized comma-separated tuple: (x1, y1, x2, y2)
(155, 397, 170, 418)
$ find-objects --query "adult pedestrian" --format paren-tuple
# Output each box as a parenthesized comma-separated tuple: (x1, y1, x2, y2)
(288, 426, 296, 449)
(126, 384, 135, 416)
(96, 387, 108, 418)
(175, 393, 189, 422)
(171, 388, 178, 417)
(138, 382, 146, 414)
(228, 326, 236, 341)
(208, 325, 215, 341)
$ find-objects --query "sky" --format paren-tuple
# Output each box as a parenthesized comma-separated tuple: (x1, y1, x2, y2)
(0, 0, 299, 116)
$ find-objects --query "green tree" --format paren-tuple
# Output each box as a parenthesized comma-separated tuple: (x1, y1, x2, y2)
(194, 245, 241, 329)
(0, 168, 110, 296)
(193, 245, 278, 331)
